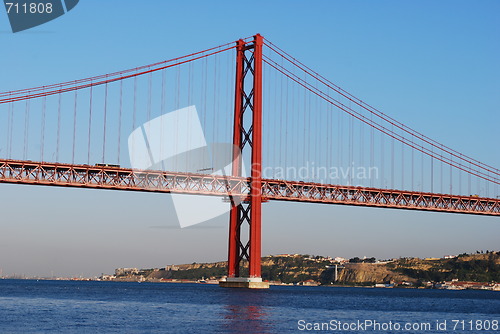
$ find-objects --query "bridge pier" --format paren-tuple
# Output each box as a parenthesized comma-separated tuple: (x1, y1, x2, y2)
(219, 277, 270, 289)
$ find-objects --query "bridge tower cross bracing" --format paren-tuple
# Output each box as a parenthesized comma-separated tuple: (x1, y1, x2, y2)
(220, 34, 269, 289)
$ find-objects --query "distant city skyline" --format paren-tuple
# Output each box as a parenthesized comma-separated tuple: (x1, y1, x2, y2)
(1, 0, 499, 277)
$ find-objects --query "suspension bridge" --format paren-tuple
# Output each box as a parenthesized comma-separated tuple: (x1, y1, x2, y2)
(0, 34, 498, 288)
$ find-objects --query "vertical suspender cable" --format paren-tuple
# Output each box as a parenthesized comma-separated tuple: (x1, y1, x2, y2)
(72, 87, 78, 164)
(326, 88, 330, 182)
(297, 68, 301, 176)
(175, 64, 180, 169)
(160, 69, 166, 170)
(264, 61, 270, 174)
(10, 100, 14, 158)
(147, 70, 152, 122)
(213, 54, 217, 146)
(274, 55, 279, 170)
(87, 83, 93, 164)
(40, 92, 46, 161)
(349, 103, 353, 185)
(421, 145, 424, 192)
(329, 98, 334, 184)
(203, 57, 207, 131)
(56, 87, 62, 162)
(132, 74, 137, 161)
(187, 62, 192, 106)
(449, 154, 453, 194)
(338, 103, 341, 184)
(7, 93, 13, 158)
(459, 154, 462, 194)
(440, 148, 443, 194)
(360, 111, 364, 181)
(411, 135, 414, 191)
(381, 131, 384, 188)
(284, 68, 289, 172)
(217, 53, 222, 163)
(315, 82, 319, 182)
(102, 79, 108, 164)
(401, 137, 404, 190)
(307, 76, 312, 181)
(23, 95, 30, 160)
(370, 111, 374, 187)
(303, 71, 307, 175)
(430, 147, 434, 194)
(118, 79, 123, 165)
(391, 124, 394, 188)
(279, 56, 283, 172)
(468, 162, 471, 195)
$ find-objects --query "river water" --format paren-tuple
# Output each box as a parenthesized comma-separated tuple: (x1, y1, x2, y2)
(0, 279, 498, 333)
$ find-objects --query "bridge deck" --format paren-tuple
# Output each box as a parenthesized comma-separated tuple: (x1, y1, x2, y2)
(0, 159, 498, 216)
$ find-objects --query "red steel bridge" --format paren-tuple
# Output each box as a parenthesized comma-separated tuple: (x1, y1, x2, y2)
(1, 34, 499, 286)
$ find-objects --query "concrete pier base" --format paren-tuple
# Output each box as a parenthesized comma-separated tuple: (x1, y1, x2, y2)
(219, 277, 270, 289)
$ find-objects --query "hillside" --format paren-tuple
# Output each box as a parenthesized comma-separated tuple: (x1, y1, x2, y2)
(387, 252, 500, 283)
(107, 252, 500, 286)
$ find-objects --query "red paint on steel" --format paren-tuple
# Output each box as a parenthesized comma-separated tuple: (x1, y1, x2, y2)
(264, 39, 500, 179)
(249, 34, 263, 278)
(227, 34, 265, 279)
(262, 57, 499, 185)
(0, 46, 237, 104)
(0, 159, 499, 215)
(228, 39, 246, 278)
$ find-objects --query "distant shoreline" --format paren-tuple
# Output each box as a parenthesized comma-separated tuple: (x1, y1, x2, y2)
(2, 277, 498, 292)
(3, 251, 498, 291)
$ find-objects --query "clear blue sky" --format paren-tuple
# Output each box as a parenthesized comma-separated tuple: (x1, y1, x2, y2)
(0, 0, 499, 277)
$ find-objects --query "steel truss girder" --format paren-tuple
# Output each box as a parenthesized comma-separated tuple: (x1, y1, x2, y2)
(0, 159, 250, 197)
(261, 179, 500, 216)
(0, 160, 500, 217)
(1, 159, 498, 215)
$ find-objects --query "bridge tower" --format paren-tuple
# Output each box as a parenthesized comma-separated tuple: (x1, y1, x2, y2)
(219, 34, 269, 289)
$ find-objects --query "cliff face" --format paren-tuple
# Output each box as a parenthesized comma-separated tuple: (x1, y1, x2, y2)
(335, 263, 414, 284)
